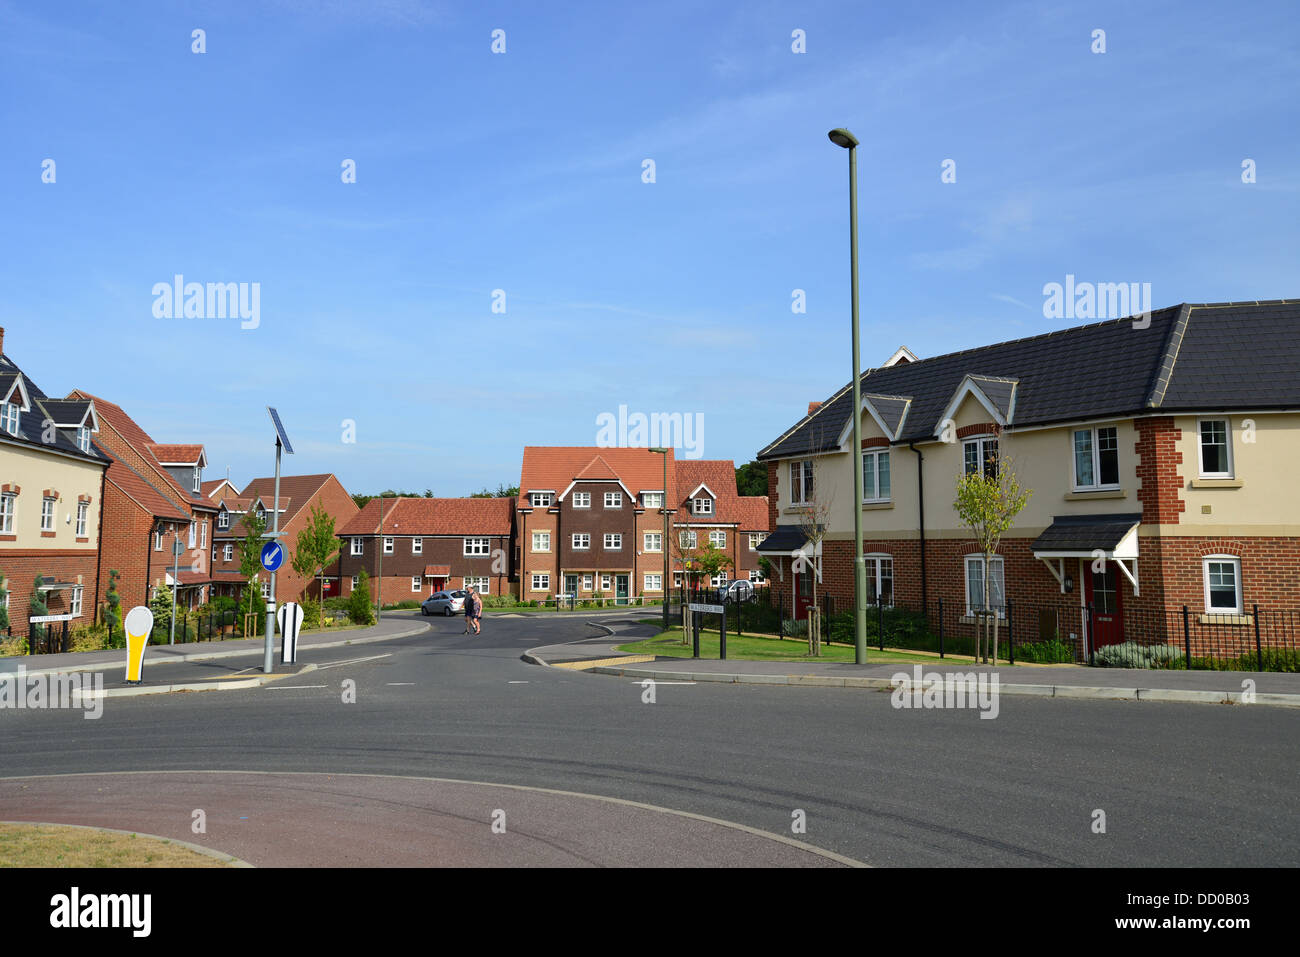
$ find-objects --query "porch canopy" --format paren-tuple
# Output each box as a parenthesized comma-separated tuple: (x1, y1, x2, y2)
(1031, 512, 1142, 595)
(423, 564, 451, 579)
(755, 524, 809, 555)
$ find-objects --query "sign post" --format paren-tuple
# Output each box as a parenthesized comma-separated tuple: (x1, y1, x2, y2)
(263, 407, 295, 674)
(277, 601, 304, 664)
(123, 606, 153, 684)
(687, 602, 725, 660)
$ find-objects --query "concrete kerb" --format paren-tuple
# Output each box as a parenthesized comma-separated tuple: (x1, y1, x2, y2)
(5, 621, 430, 681)
(74, 664, 320, 700)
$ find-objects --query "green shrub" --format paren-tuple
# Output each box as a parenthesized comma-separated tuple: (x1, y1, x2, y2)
(1094, 640, 1183, 668)
(298, 598, 322, 628)
(481, 595, 515, 608)
(382, 600, 421, 610)
(1013, 639, 1075, 663)
(323, 595, 351, 612)
(348, 571, 375, 626)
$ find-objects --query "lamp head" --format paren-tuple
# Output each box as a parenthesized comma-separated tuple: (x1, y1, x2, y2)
(828, 128, 859, 149)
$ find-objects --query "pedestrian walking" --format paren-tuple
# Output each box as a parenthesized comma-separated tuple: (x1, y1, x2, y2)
(468, 587, 483, 635)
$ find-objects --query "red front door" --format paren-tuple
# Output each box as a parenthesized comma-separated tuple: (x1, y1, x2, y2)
(1084, 561, 1125, 649)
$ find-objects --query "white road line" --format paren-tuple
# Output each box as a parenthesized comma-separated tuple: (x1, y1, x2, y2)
(508, 680, 529, 684)
(628, 680, 696, 685)
(313, 654, 392, 671)
(386, 682, 415, 686)
(265, 685, 327, 690)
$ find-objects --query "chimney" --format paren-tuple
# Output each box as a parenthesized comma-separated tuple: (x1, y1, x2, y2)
(0, 327, 5, 355)
(807, 401, 822, 416)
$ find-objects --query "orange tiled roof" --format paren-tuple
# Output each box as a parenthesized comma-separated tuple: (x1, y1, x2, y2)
(520, 446, 676, 501)
(339, 497, 515, 537)
(674, 460, 770, 530)
(147, 443, 204, 464)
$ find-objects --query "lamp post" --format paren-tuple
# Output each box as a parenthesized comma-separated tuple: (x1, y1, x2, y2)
(828, 127, 868, 664)
(375, 492, 390, 621)
(649, 448, 670, 631)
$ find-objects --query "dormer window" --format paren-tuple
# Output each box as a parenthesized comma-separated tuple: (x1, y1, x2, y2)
(76, 427, 91, 453)
(192, 466, 201, 493)
(693, 497, 713, 515)
(1, 403, 18, 436)
(530, 492, 553, 507)
(643, 491, 663, 509)
(217, 511, 229, 530)
(257, 507, 267, 523)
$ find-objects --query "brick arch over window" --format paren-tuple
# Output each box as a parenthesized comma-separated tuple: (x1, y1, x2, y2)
(956, 423, 998, 441)
(1197, 540, 1244, 557)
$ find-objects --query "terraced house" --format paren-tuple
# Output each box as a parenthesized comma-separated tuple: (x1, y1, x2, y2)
(756, 300, 1300, 657)
(518, 447, 769, 603)
(0, 329, 108, 636)
(337, 497, 515, 601)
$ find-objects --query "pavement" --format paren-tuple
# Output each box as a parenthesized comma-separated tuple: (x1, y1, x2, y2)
(525, 618, 1300, 708)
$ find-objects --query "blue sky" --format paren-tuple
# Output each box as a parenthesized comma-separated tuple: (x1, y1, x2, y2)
(2, 0, 1296, 495)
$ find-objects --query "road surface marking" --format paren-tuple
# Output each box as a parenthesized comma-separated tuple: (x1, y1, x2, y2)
(386, 682, 415, 686)
(314, 654, 392, 671)
(264, 684, 327, 690)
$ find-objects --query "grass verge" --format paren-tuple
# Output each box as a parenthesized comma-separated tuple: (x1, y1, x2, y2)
(0, 823, 239, 867)
(617, 627, 968, 665)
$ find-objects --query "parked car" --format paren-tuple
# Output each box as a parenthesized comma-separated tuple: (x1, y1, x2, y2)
(422, 590, 468, 616)
(718, 579, 756, 602)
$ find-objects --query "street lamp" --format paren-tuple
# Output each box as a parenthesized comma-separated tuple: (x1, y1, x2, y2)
(828, 127, 868, 664)
(375, 492, 391, 621)
(648, 448, 670, 631)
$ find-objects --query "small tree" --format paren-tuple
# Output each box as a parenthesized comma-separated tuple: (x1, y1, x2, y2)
(104, 569, 122, 647)
(348, 569, 375, 626)
(150, 583, 174, 639)
(0, 570, 9, 634)
(953, 449, 1032, 664)
(291, 504, 338, 629)
(237, 508, 268, 628)
(793, 460, 834, 655)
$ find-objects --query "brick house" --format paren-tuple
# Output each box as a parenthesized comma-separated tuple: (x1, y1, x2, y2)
(517, 447, 770, 603)
(66, 391, 220, 613)
(210, 474, 358, 605)
(756, 300, 1300, 656)
(337, 497, 516, 603)
(0, 329, 109, 636)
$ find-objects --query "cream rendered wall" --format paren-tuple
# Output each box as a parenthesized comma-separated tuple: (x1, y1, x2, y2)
(0, 444, 103, 548)
(1173, 411, 1300, 534)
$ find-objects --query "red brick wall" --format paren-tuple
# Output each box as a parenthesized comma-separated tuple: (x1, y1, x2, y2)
(1135, 417, 1185, 524)
(0, 551, 98, 636)
(766, 461, 778, 530)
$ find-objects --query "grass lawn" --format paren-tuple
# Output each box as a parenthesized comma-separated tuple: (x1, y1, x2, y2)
(0, 824, 239, 867)
(617, 627, 963, 665)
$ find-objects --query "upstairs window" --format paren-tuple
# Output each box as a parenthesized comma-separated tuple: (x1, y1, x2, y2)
(218, 511, 229, 530)
(644, 532, 662, 552)
(790, 460, 814, 505)
(1, 403, 19, 436)
(709, 530, 725, 548)
(530, 492, 553, 507)
(350, 537, 363, 556)
(963, 437, 999, 479)
(603, 533, 622, 550)
(77, 427, 91, 453)
(643, 491, 663, 509)
(76, 502, 88, 536)
(693, 497, 713, 515)
(1073, 426, 1119, 489)
(463, 537, 490, 556)
(224, 544, 234, 562)
(0, 492, 16, 534)
(532, 531, 551, 552)
(571, 533, 590, 550)
(1198, 419, 1233, 478)
(192, 466, 201, 493)
(862, 450, 891, 502)
(680, 530, 696, 549)
(383, 537, 394, 554)
(41, 497, 56, 532)
(572, 492, 590, 508)
(412, 537, 423, 555)
(604, 491, 622, 508)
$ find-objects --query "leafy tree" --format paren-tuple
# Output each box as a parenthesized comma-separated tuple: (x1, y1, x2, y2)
(291, 504, 338, 629)
(470, 483, 519, 498)
(348, 570, 375, 626)
(150, 583, 174, 639)
(104, 569, 122, 646)
(237, 508, 269, 627)
(953, 445, 1031, 663)
(0, 570, 9, 633)
(735, 460, 768, 497)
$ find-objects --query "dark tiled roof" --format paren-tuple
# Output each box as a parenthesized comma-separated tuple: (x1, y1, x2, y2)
(756, 524, 810, 553)
(758, 301, 1300, 459)
(1031, 513, 1142, 553)
(0, 357, 107, 465)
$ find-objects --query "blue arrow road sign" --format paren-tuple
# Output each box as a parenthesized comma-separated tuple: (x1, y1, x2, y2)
(261, 541, 284, 572)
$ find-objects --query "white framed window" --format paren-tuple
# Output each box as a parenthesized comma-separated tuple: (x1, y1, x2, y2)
(604, 533, 621, 550)
(260, 580, 271, 599)
(412, 576, 423, 593)
(644, 532, 662, 552)
(709, 530, 726, 548)
(188, 521, 196, 548)
(963, 437, 999, 478)
(218, 511, 230, 530)
(964, 555, 1006, 617)
(600, 574, 612, 591)
(749, 533, 762, 550)
(77, 426, 91, 453)
(572, 533, 590, 550)
(200, 520, 206, 548)
(693, 497, 713, 515)
(192, 466, 201, 493)
(748, 567, 766, 584)
(351, 575, 359, 590)
(257, 507, 267, 522)
(710, 572, 726, 587)
(155, 530, 164, 551)
(530, 573, 550, 591)
(464, 576, 489, 594)
(463, 537, 489, 556)
(0, 493, 13, 534)
(76, 502, 89, 537)
(1072, 426, 1119, 489)
(1, 403, 19, 436)
(644, 574, 662, 591)
(790, 459, 814, 505)
(581, 573, 594, 591)
(572, 492, 591, 508)
(71, 586, 83, 617)
(604, 491, 622, 508)
(865, 555, 894, 606)
(1198, 419, 1233, 478)
(212, 548, 218, 562)
(223, 544, 233, 561)
(411, 537, 422, 555)
(680, 530, 697, 549)
(383, 537, 394, 554)
(862, 450, 891, 502)
(530, 492, 553, 507)
(41, 497, 55, 532)
(351, 537, 363, 555)
(1203, 556, 1242, 614)
(643, 491, 663, 509)
(532, 531, 551, 552)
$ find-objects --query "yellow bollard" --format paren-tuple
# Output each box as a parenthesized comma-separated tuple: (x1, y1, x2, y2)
(124, 606, 154, 684)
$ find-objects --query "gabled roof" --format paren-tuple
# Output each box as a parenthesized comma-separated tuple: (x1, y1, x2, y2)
(933, 374, 1018, 435)
(102, 449, 189, 522)
(0, 357, 106, 465)
(147, 443, 207, 467)
(520, 446, 677, 502)
(239, 475, 334, 526)
(758, 300, 1300, 460)
(673, 460, 770, 530)
(34, 398, 99, 431)
(835, 393, 913, 446)
(338, 497, 515, 537)
(0, 372, 31, 410)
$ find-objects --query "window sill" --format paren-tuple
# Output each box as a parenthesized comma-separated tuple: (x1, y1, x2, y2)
(1064, 488, 1126, 500)
(1189, 478, 1243, 489)
(1199, 613, 1252, 625)
(861, 501, 893, 510)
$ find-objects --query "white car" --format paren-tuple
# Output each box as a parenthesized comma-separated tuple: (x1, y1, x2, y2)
(718, 579, 756, 602)
(422, 590, 468, 616)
